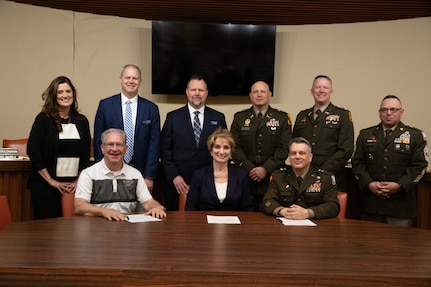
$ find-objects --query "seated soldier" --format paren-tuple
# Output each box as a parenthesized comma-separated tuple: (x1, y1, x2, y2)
(261, 137, 339, 219)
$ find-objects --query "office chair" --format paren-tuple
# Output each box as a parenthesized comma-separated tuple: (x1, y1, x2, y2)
(0, 195, 12, 224)
(2, 138, 28, 157)
(61, 193, 75, 217)
(337, 191, 348, 219)
(178, 193, 187, 211)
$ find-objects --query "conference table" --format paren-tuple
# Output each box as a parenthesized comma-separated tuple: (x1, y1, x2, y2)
(0, 212, 430, 287)
(2, 159, 431, 229)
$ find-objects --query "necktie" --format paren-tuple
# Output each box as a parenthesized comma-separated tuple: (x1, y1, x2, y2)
(124, 100, 134, 163)
(257, 112, 264, 124)
(193, 111, 201, 147)
(314, 109, 321, 120)
(297, 176, 303, 187)
(385, 129, 392, 144)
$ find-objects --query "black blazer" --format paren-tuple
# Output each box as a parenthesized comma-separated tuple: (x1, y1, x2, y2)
(161, 105, 227, 184)
(186, 164, 253, 211)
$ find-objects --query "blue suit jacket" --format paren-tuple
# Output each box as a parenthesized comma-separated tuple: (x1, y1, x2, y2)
(161, 105, 227, 183)
(185, 164, 253, 211)
(94, 94, 161, 179)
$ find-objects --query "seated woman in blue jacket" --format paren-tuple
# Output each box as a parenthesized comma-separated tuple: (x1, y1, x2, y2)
(186, 128, 253, 211)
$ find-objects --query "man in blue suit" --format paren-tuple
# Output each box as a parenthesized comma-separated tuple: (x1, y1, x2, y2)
(94, 64, 161, 191)
(161, 75, 227, 210)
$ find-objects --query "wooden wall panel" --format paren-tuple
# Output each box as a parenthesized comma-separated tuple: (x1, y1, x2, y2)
(13, 0, 431, 25)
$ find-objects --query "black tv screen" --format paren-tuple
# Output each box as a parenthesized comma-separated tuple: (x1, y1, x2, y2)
(152, 21, 276, 96)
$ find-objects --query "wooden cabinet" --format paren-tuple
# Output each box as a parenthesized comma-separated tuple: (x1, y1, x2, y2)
(0, 160, 32, 222)
(417, 172, 431, 229)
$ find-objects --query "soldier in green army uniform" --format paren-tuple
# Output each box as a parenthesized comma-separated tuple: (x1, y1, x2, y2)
(231, 81, 292, 211)
(293, 75, 354, 192)
(261, 137, 339, 219)
(352, 95, 428, 227)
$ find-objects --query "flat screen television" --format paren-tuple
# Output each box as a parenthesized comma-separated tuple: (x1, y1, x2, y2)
(152, 21, 276, 96)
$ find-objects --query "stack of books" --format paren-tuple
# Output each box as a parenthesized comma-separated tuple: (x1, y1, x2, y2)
(0, 148, 19, 159)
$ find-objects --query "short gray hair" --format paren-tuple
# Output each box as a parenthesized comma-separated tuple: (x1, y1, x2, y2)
(101, 128, 126, 145)
(289, 137, 312, 153)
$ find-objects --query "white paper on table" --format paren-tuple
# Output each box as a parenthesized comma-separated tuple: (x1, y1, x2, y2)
(277, 217, 317, 226)
(207, 215, 241, 224)
(125, 214, 162, 223)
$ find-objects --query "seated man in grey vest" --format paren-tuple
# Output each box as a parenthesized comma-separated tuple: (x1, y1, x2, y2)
(75, 128, 166, 221)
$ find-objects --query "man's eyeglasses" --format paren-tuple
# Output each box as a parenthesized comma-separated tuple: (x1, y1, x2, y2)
(103, 142, 126, 149)
(379, 107, 402, 113)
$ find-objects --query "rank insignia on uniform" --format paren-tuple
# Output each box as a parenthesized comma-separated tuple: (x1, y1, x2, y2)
(287, 114, 292, 125)
(331, 175, 336, 186)
(348, 111, 353, 122)
(244, 118, 251, 127)
(325, 114, 340, 125)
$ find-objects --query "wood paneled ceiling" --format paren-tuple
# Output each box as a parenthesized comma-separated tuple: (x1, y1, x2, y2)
(12, 0, 431, 25)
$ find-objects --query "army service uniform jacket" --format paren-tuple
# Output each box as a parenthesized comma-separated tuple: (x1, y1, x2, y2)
(231, 106, 292, 194)
(293, 102, 354, 181)
(352, 122, 428, 218)
(260, 165, 340, 219)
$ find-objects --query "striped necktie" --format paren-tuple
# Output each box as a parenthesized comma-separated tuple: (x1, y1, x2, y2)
(124, 100, 134, 163)
(193, 111, 202, 147)
(314, 109, 322, 120)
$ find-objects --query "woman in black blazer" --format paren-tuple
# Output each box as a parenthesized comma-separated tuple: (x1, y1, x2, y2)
(185, 128, 252, 211)
(27, 76, 91, 219)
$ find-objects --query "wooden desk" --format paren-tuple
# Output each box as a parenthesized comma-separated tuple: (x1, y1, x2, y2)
(0, 212, 430, 286)
(0, 160, 32, 222)
(417, 172, 431, 229)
